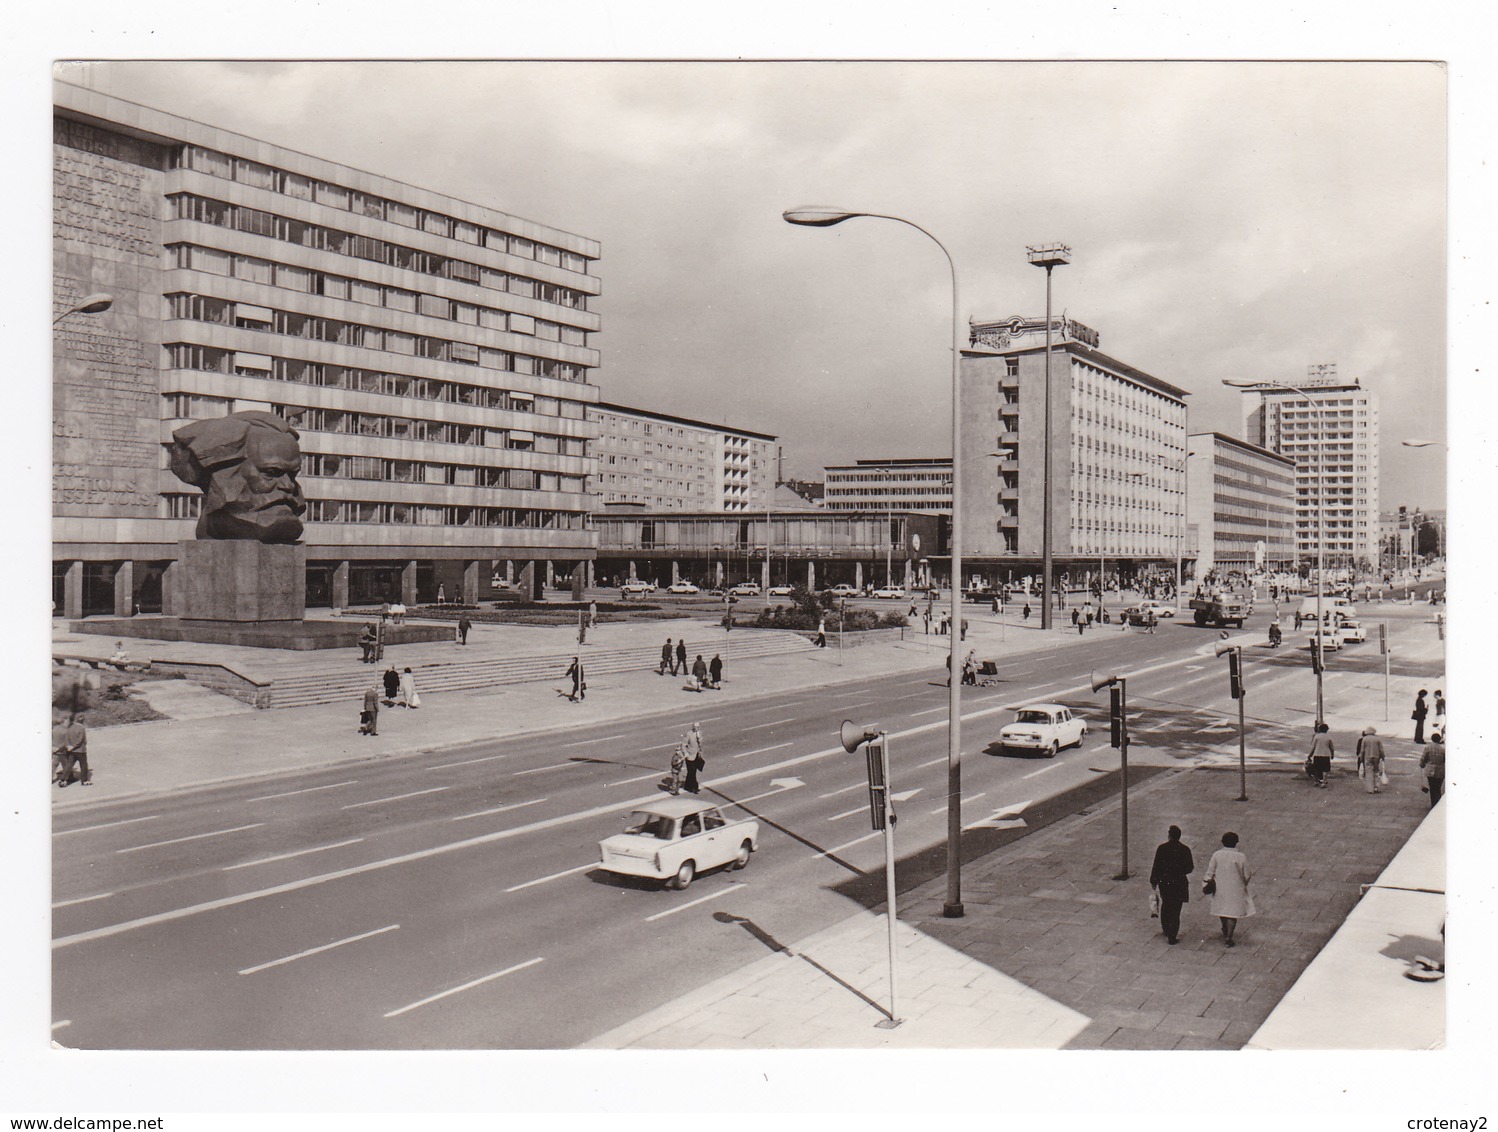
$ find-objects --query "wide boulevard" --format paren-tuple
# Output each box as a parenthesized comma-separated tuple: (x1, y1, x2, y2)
(51, 599, 1435, 1048)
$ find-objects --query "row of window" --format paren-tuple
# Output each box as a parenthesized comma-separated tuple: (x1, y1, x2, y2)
(167, 345, 588, 416)
(170, 194, 591, 311)
(175, 144, 593, 275)
(299, 452, 586, 494)
(303, 500, 585, 529)
(170, 245, 590, 345)
(166, 294, 586, 383)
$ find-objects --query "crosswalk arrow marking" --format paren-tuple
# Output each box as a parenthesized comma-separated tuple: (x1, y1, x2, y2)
(965, 816, 1029, 831)
(890, 788, 923, 802)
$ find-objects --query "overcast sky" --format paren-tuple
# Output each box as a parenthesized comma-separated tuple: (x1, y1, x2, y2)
(69, 59, 1447, 507)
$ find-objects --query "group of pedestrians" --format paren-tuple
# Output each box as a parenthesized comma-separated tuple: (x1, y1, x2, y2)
(1300, 698, 1448, 808)
(663, 723, 707, 795)
(52, 712, 92, 788)
(1149, 826, 1254, 948)
(359, 666, 421, 734)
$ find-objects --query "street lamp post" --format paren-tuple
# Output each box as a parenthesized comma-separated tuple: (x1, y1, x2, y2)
(1225, 378, 1326, 725)
(785, 206, 966, 917)
(1028, 244, 1071, 630)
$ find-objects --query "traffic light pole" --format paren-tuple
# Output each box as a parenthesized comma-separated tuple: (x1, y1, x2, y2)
(1092, 673, 1131, 881)
(1236, 671, 1249, 802)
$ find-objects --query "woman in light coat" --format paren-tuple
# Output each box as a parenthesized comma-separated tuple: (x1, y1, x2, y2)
(398, 667, 420, 708)
(1203, 831, 1254, 948)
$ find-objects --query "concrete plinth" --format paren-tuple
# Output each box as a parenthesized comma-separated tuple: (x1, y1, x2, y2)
(178, 541, 306, 622)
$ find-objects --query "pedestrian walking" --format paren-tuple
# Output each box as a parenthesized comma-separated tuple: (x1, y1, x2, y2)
(382, 665, 400, 706)
(1203, 832, 1254, 947)
(1071, 608, 1079, 628)
(961, 649, 977, 686)
(1419, 732, 1446, 807)
(457, 615, 472, 645)
(682, 723, 705, 794)
(588, 600, 598, 629)
(1357, 726, 1387, 794)
(1433, 689, 1446, 732)
(380, 601, 390, 624)
(52, 713, 91, 787)
(922, 610, 931, 635)
(1307, 721, 1335, 787)
(660, 637, 674, 675)
(960, 618, 969, 640)
(1149, 825, 1194, 945)
(391, 601, 406, 624)
(437, 583, 446, 605)
(1023, 602, 1032, 622)
(708, 653, 723, 689)
(817, 619, 827, 647)
(1412, 689, 1429, 744)
(1145, 609, 1157, 634)
(667, 744, 686, 795)
(676, 639, 688, 676)
(361, 684, 380, 736)
(565, 655, 585, 702)
(399, 667, 420, 709)
(358, 623, 377, 663)
(1294, 609, 1303, 631)
(691, 654, 708, 687)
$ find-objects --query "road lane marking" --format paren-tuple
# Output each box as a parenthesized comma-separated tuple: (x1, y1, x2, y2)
(818, 782, 864, 799)
(53, 815, 160, 837)
(829, 805, 867, 821)
(504, 863, 595, 893)
(1023, 764, 1063, 779)
(224, 838, 366, 871)
(239, 924, 399, 975)
(247, 781, 357, 802)
(733, 741, 793, 759)
(640, 741, 677, 752)
(53, 892, 114, 909)
(910, 706, 948, 716)
(449, 797, 549, 823)
(644, 882, 746, 922)
(607, 771, 667, 787)
(342, 787, 449, 810)
(562, 734, 626, 748)
(428, 753, 510, 771)
(916, 755, 947, 769)
(117, 823, 264, 854)
(513, 761, 578, 777)
(819, 832, 880, 858)
(742, 717, 797, 730)
(383, 957, 545, 1018)
(930, 792, 987, 815)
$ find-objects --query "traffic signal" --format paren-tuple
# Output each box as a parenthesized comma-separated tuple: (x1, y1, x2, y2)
(1110, 685, 1124, 748)
(1228, 649, 1243, 699)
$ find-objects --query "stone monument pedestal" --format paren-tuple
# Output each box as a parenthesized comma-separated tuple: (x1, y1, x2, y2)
(178, 540, 306, 622)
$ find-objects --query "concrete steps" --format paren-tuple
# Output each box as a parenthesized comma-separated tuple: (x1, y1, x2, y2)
(267, 631, 814, 708)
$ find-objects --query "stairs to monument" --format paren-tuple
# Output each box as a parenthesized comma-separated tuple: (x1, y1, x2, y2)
(267, 631, 815, 709)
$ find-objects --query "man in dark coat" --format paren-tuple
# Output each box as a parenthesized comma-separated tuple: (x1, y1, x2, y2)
(660, 638, 674, 676)
(1149, 825, 1194, 945)
(675, 639, 688, 676)
(457, 615, 472, 645)
(383, 665, 400, 705)
(1412, 688, 1429, 744)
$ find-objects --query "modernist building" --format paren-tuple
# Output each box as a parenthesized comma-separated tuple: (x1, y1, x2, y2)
(588, 402, 776, 513)
(1186, 432, 1298, 576)
(959, 314, 1191, 586)
(593, 509, 942, 593)
(823, 458, 953, 513)
(1239, 367, 1381, 570)
(53, 82, 601, 617)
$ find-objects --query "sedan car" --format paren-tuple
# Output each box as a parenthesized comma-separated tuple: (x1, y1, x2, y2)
(1339, 618, 1367, 643)
(872, 586, 906, 600)
(767, 584, 795, 597)
(1308, 624, 1344, 651)
(826, 583, 860, 598)
(1139, 600, 1177, 618)
(728, 582, 762, 597)
(598, 798, 759, 890)
(620, 579, 656, 595)
(666, 581, 701, 595)
(996, 704, 1088, 758)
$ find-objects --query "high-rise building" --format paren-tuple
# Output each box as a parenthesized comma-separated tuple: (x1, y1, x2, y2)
(588, 403, 776, 512)
(1239, 366, 1381, 570)
(823, 458, 953, 513)
(1186, 432, 1298, 576)
(960, 314, 1190, 585)
(53, 81, 601, 616)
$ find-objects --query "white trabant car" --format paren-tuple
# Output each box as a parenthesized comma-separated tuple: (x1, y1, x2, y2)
(872, 585, 906, 600)
(1308, 624, 1344, 651)
(728, 582, 762, 597)
(767, 584, 795, 597)
(997, 703, 1088, 758)
(1139, 600, 1177, 619)
(826, 583, 860, 598)
(620, 579, 656, 595)
(666, 581, 701, 595)
(599, 798, 759, 890)
(1338, 617, 1367, 643)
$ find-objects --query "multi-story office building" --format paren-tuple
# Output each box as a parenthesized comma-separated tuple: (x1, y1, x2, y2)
(53, 82, 602, 617)
(960, 314, 1191, 585)
(1186, 432, 1297, 576)
(823, 458, 953, 513)
(589, 403, 776, 512)
(1240, 367, 1381, 570)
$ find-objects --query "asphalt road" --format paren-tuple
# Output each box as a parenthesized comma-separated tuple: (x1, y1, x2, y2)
(51, 600, 1436, 1049)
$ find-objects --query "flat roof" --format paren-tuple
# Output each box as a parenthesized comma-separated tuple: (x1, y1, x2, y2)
(1188, 431, 1297, 466)
(978, 341, 1191, 402)
(593, 402, 777, 442)
(826, 458, 953, 470)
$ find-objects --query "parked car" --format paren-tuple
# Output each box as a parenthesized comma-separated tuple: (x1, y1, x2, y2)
(826, 583, 859, 598)
(666, 581, 701, 595)
(597, 797, 759, 890)
(996, 704, 1088, 758)
(728, 582, 762, 597)
(871, 586, 906, 599)
(767, 584, 795, 597)
(1298, 595, 1354, 620)
(620, 579, 656, 595)
(1339, 617, 1367, 643)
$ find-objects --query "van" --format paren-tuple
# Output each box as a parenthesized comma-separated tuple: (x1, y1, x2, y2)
(1298, 595, 1352, 620)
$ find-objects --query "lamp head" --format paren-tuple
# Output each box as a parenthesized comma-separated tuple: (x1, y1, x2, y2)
(1401, 439, 1437, 448)
(1222, 378, 1268, 389)
(1090, 672, 1118, 693)
(74, 293, 114, 315)
(839, 719, 882, 753)
(1214, 639, 1240, 658)
(783, 206, 865, 228)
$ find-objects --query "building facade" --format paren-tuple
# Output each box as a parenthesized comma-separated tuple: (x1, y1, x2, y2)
(1186, 432, 1298, 576)
(960, 314, 1191, 586)
(53, 82, 602, 617)
(588, 403, 776, 513)
(1240, 368, 1381, 570)
(823, 458, 953, 513)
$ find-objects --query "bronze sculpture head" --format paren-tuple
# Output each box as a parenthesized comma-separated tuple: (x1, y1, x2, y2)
(167, 411, 306, 543)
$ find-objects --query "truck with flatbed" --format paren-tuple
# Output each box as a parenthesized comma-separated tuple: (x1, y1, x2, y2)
(1188, 593, 1250, 628)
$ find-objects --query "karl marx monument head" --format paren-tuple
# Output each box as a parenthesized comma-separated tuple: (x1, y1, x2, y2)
(167, 411, 306, 543)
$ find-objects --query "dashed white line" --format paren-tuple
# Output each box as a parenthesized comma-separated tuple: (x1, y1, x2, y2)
(342, 787, 449, 810)
(117, 823, 264, 855)
(427, 753, 510, 771)
(644, 883, 746, 922)
(383, 957, 545, 1018)
(53, 815, 160, 837)
(562, 734, 626, 748)
(52, 892, 114, 909)
(513, 761, 577, 777)
(829, 805, 869, 821)
(239, 924, 399, 975)
(910, 706, 949, 717)
(640, 741, 678, 752)
(916, 755, 948, 769)
(819, 832, 880, 858)
(449, 797, 549, 823)
(733, 741, 793, 759)
(1023, 764, 1063, 779)
(930, 792, 985, 816)
(818, 782, 864, 799)
(504, 862, 595, 893)
(607, 771, 667, 787)
(247, 781, 357, 802)
(743, 717, 797, 730)
(224, 838, 366, 871)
